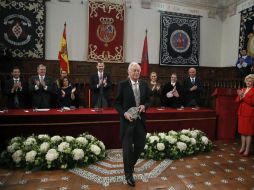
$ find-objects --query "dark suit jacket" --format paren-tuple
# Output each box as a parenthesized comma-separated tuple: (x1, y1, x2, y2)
(89, 72, 112, 107)
(182, 76, 203, 106)
(28, 75, 55, 108)
(161, 82, 182, 108)
(4, 78, 27, 108)
(114, 79, 150, 140)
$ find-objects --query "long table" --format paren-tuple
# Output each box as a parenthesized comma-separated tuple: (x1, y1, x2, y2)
(0, 107, 216, 149)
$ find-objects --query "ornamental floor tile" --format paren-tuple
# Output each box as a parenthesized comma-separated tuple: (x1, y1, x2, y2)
(0, 141, 254, 190)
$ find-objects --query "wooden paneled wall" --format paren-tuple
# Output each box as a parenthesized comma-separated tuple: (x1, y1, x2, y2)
(0, 59, 243, 108)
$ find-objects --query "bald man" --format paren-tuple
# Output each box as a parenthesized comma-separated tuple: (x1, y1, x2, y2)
(182, 68, 203, 107)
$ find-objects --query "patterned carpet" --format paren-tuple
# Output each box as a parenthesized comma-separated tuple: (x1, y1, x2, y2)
(70, 149, 172, 186)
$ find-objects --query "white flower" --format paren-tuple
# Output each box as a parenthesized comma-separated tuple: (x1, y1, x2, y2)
(180, 135, 190, 142)
(7, 142, 19, 153)
(45, 149, 59, 162)
(190, 138, 196, 145)
(201, 136, 209, 145)
(85, 134, 95, 140)
(10, 137, 22, 144)
(72, 149, 84, 160)
(12, 150, 23, 163)
(146, 133, 151, 138)
(194, 129, 201, 134)
(158, 133, 166, 139)
(58, 142, 70, 152)
(40, 142, 50, 153)
(177, 142, 187, 152)
(76, 137, 88, 145)
(25, 150, 37, 163)
(51, 135, 62, 142)
(65, 136, 75, 142)
(190, 131, 197, 138)
(165, 135, 177, 144)
(157, 143, 165, 151)
(181, 129, 190, 134)
(38, 134, 50, 140)
(144, 144, 148, 149)
(24, 137, 36, 146)
(98, 141, 105, 150)
(168, 130, 177, 136)
(90, 144, 101, 155)
(149, 136, 160, 143)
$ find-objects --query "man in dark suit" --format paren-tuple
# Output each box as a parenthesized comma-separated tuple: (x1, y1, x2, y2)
(114, 61, 150, 187)
(4, 67, 27, 108)
(89, 61, 112, 108)
(182, 67, 203, 107)
(28, 64, 55, 108)
(236, 49, 253, 80)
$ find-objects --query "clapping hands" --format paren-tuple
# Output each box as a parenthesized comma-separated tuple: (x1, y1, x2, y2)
(71, 87, 76, 94)
(99, 77, 107, 87)
(190, 85, 198, 91)
(152, 84, 160, 91)
(35, 79, 46, 87)
(166, 86, 179, 98)
(237, 89, 244, 99)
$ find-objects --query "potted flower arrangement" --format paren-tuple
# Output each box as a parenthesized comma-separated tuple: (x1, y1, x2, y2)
(0, 133, 106, 170)
(142, 129, 213, 160)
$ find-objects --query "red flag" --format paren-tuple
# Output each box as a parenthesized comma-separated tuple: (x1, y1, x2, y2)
(140, 30, 149, 77)
(58, 23, 70, 74)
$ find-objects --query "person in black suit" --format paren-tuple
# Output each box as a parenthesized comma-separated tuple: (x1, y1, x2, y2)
(114, 61, 150, 187)
(28, 64, 55, 108)
(161, 73, 183, 108)
(89, 61, 112, 108)
(4, 67, 27, 108)
(182, 67, 203, 107)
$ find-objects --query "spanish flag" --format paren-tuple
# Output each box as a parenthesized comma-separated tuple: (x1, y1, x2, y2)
(58, 23, 69, 74)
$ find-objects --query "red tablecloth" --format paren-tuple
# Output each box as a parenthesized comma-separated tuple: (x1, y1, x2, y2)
(0, 107, 216, 148)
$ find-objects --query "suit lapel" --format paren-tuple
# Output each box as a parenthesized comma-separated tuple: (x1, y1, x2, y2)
(139, 80, 144, 99)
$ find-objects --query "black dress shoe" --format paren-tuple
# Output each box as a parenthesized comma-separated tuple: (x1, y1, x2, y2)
(125, 174, 135, 187)
(126, 177, 135, 187)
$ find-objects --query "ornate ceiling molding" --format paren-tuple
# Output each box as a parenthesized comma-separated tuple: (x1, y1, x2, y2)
(138, 0, 249, 20)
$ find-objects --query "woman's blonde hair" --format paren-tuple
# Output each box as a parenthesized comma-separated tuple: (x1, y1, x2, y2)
(245, 74, 254, 83)
(150, 72, 157, 77)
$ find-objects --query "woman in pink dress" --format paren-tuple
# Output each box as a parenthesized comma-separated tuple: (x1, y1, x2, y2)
(236, 74, 254, 156)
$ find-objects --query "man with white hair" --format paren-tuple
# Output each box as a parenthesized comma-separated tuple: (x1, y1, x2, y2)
(28, 64, 55, 108)
(114, 61, 150, 187)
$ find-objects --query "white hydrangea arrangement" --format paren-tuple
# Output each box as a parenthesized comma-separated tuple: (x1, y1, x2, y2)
(142, 129, 213, 160)
(0, 133, 106, 170)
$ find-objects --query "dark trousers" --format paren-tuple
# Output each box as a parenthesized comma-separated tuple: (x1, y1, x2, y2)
(122, 119, 146, 175)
